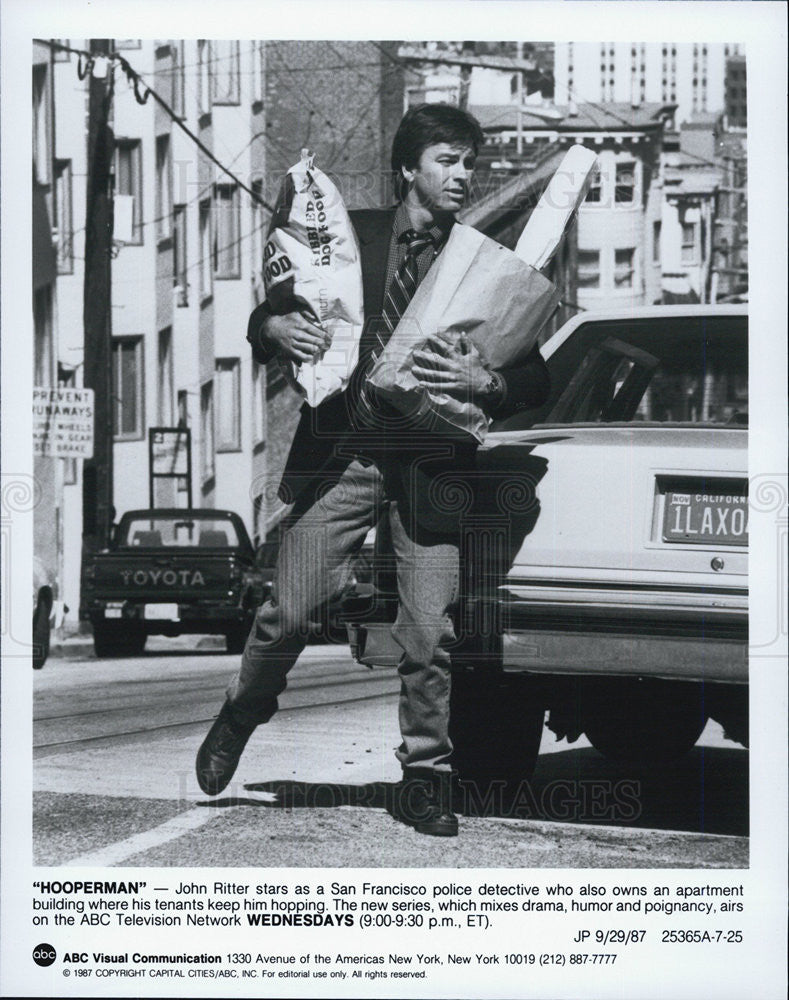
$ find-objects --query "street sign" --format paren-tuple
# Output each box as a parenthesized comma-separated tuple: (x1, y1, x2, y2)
(33, 386, 94, 458)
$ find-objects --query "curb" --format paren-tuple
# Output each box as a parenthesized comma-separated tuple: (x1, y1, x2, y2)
(51, 634, 228, 659)
(50, 638, 95, 659)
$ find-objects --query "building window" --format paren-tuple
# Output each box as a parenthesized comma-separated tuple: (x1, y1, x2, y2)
(34, 286, 54, 386)
(615, 161, 636, 204)
(250, 178, 265, 286)
(32, 64, 50, 185)
(173, 205, 188, 305)
(577, 250, 600, 289)
(198, 40, 211, 115)
(215, 358, 241, 451)
(585, 171, 602, 204)
(112, 336, 144, 440)
(252, 41, 265, 105)
(200, 381, 215, 482)
(252, 362, 265, 445)
(158, 328, 174, 425)
(171, 41, 185, 118)
(213, 184, 240, 278)
(199, 199, 212, 298)
(177, 389, 189, 427)
(614, 248, 635, 288)
(156, 135, 172, 240)
(681, 222, 699, 265)
(54, 159, 73, 274)
(212, 41, 240, 104)
(652, 221, 662, 265)
(58, 366, 78, 484)
(115, 140, 143, 244)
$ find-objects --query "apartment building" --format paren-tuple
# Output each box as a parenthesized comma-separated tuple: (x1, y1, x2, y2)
(39, 39, 406, 626)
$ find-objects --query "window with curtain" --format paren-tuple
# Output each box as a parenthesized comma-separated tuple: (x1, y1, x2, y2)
(158, 328, 174, 425)
(173, 205, 188, 305)
(198, 40, 211, 115)
(215, 358, 241, 451)
(112, 337, 144, 440)
(615, 161, 636, 204)
(577, 249, 601, 289)
(115, 140, 143, 244)
(681, 223, 699, 265)
(55, 159, 73, 274)
(156, 135, 172, 240)
(200, 381, 215, 481)
(199, 200, 212, 298)
(213, 184, 240, 278)
(212, 41, 240, 104)
(614, 248, 635, 288)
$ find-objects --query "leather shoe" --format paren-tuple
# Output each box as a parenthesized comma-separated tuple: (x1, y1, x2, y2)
(196, 702, 256, 795)
(394, 769, 458, 837)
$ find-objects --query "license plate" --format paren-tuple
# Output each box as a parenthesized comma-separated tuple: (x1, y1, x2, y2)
(144, 603, 180, 620)
(663, 491, 748, 546)
(104, 607, 122, 619)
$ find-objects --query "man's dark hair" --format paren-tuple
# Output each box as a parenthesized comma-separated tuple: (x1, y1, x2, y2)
(391, 103, 485, 196)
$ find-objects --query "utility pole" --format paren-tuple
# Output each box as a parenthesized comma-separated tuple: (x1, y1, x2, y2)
(81, 39, 114, 565)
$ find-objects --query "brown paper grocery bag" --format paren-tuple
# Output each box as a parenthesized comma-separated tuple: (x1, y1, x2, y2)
(367, 224, 560, 442)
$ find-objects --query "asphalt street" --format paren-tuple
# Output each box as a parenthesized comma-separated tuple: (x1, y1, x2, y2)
(33, 637, 749, 868)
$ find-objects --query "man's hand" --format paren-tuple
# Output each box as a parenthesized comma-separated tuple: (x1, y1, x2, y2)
(412, 332, 491, 398)
(260, 311, 329, 363)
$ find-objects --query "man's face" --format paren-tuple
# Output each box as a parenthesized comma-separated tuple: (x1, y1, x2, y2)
(402, 142, 476, 215)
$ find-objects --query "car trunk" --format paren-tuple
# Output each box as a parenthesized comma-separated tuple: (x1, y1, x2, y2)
(480, 424, 747, 590)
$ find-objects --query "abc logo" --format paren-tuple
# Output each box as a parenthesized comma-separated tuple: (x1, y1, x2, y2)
(32, 943, 57, 967)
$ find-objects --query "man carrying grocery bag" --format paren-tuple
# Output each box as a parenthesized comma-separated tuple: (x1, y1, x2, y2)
(196, 104, 553, 837)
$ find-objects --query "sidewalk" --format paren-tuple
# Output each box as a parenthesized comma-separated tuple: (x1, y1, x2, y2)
(51, 631, 227, 659)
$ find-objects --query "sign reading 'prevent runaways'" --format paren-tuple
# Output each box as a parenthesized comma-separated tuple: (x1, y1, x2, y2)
(33, 387, 94, 459)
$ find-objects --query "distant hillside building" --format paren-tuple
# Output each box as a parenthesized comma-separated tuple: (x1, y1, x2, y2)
(724, 53, 747, 129)
(554, 42, 744, 125)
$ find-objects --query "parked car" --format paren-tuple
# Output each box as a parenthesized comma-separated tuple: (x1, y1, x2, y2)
(348, 305, 748, 786)
(80, 509, 268, 657)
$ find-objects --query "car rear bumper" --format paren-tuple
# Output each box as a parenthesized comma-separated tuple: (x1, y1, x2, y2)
(502, 628, 747, 683)
(81, 601, 250, 633)
(347, 601, 748, 684)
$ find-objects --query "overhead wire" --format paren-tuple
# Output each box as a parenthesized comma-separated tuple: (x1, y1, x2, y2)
(37, 39, 274, 211)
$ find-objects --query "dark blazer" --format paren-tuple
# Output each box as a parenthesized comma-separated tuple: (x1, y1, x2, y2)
(248, 207, 551, 532)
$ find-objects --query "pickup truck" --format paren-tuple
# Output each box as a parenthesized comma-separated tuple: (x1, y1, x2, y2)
(80, 509, 268, 657)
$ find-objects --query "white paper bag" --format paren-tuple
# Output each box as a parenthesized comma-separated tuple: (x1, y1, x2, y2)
(515, 145, 599, 270)
(368, 224, 560, 442)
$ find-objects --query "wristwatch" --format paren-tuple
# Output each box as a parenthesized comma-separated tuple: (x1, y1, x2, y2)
(484, 370, 505, 404)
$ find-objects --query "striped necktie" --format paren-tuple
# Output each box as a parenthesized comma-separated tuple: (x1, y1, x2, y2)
(354, 229, 435, 425)
(381, 229, 435, 333)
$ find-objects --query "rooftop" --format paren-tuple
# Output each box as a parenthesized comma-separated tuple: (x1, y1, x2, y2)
(470, 101, 677, 133)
